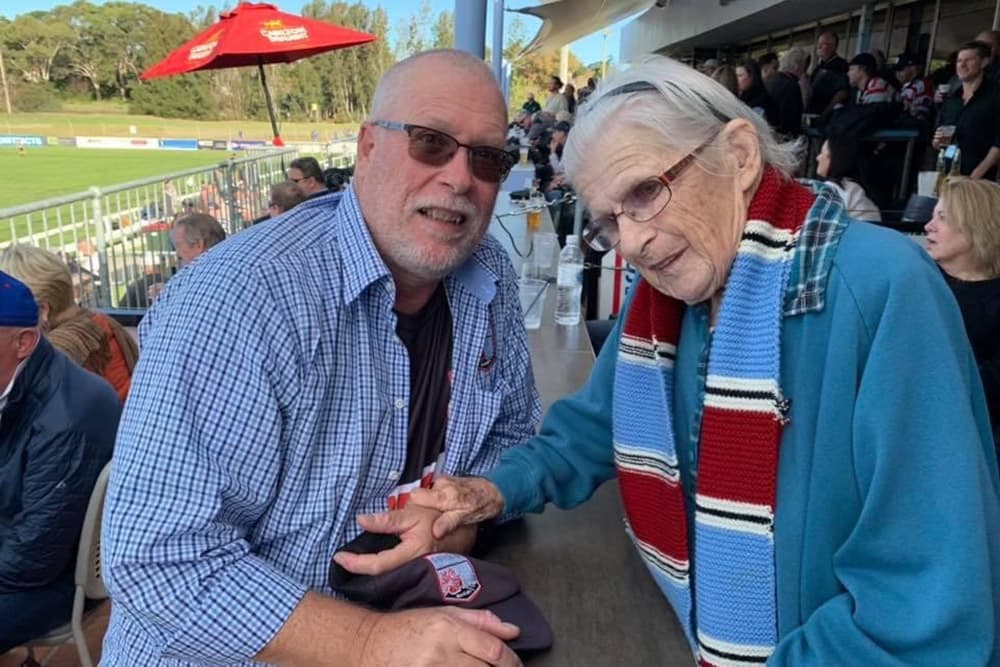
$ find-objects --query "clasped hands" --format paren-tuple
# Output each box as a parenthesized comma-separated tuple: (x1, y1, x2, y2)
(334, 476, 511, 667)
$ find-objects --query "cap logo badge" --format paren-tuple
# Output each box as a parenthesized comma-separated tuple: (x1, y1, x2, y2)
(425, 553, 481, 603)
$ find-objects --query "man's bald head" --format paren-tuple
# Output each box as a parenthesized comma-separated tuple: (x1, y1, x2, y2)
(370, 49, 506, 123)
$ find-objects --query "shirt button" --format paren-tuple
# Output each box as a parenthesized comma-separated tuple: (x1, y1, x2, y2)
(388, 470, 398, 480)
(394, 398, 405, 409)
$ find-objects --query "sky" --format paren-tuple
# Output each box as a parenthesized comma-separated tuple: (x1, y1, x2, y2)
(1, 0, 632, 66)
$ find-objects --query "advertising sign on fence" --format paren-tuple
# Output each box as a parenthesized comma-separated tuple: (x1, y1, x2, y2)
(197, 139, 215, 149)
(0, 135, 45, 146)
(229, 140, 268, 150)
(76, 136, 161, 150)
(211, 140, 229, 150)
(57, 137, 77, 147)
(160, 139, 199, 151)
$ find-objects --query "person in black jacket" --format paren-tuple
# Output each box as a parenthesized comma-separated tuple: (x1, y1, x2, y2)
(0, 270, 121, 653)
(736, 58, 777, 127)
(767, 46, 807, 137)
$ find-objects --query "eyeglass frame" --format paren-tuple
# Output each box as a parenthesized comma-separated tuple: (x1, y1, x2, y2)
(583, 136, 714, 252)
(367, 120, 516, 183)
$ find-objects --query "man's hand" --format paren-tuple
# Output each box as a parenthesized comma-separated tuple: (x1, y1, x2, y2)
(408, 476, 506, 541)
(356, 607, 522, 667)
(333, 504, 476, 576)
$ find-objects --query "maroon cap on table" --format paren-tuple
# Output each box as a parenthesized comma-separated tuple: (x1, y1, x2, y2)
(330, 533, 553, 651)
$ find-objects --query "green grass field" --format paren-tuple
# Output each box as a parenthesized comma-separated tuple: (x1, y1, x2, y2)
(1, 109, 357, 144)
(0, 145, 236, 209)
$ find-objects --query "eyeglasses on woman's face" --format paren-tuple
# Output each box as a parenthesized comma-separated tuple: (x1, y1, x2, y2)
(582, 139, 711, 252)
(368, 120, 516, 184)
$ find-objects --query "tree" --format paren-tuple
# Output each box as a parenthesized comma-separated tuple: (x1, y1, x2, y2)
(431, 10, 454, 50)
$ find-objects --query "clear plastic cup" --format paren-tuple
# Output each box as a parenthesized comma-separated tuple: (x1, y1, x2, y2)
(518, 278, 547, 330)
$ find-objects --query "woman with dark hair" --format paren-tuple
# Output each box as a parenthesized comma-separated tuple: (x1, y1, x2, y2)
(815, 137, 881, 222)
(563, 83, 577, 115)
(735, 58, 777, 125)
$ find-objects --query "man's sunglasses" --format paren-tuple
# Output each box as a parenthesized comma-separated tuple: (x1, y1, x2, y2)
(369, 120, 515, 183)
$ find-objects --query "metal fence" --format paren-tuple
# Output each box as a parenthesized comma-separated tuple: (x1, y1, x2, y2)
(0, 147, 354, 309)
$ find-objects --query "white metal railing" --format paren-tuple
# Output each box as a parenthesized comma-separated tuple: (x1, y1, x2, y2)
(0, 146, 355, 309)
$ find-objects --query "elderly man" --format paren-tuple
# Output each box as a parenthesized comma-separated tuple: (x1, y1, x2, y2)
(101, 49, 538, 667)
(808, 29, 850, 115)
(0, 270, 120, 653)
(171, 212, 227, 267)
(766, 47, 807, 137)
(288, 156, 329, 199)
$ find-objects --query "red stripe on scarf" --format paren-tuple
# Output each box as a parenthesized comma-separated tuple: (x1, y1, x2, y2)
(698, 406, 783, 507)
(618, 468, 689, 563)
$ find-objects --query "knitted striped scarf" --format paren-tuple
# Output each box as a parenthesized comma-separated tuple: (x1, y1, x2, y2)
(613, 168, 816, 666)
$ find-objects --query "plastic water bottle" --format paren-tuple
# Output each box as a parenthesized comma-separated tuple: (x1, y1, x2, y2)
(554, 235, 584, 326)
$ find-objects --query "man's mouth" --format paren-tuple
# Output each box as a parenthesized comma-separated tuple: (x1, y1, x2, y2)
(418, 207, 467, 225)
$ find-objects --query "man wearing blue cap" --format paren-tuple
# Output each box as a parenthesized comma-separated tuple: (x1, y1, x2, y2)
(0, 270, 121, 653)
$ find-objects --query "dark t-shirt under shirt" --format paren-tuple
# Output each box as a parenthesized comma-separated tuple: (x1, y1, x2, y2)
(388, 283, 453, 508)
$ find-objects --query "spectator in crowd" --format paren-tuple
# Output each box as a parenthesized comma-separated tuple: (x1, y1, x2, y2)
(522, 92, 541, 115)
(815, 138, 882, 222)
(171, 212, 227, 268)
(548, 120, 570, 181)
(975, 30, 1000, 83)
(323, 166, 353, 193)
(288, 156, 329, 199)
(564, 83, 578, 116)
(934, 41, 1000, 180)
(869, 47, 902, 92)
(736, 58, 777, 124)
(808, 29, 850, 115)
(895, 53, 934, 123)
(507, 109, 531, 142)
(931, 50, 959, 90)
(0, 245, 139, 402)
(699, 58, 719, 77)
(405, 54, 1000, 666)
(711, 64, 739, 96)
(544, 75, 569, 115)
(528, 110, 555, 142)
(0, 270, 120, 654)
(767, 46, 807, 136)
(578, 77, 597, 104)
(100, 49, 536, 667)
(758, 52, 780, 83)
(848, 52, 896, 105)
(925, 177, 1000, 448)
(268, 181, 307, 217)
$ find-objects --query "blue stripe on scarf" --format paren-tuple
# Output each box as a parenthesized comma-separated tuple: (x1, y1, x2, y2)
(613, 360, 676, 456)
(694, 523, 778, 646)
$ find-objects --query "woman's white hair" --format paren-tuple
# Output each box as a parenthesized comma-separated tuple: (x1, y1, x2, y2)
(563, 54, 803, 186)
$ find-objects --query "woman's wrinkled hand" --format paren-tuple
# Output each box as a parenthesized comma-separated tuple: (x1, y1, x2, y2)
(408, 476, 506, 540)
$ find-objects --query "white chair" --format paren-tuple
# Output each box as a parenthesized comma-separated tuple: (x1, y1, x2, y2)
(22, 463, 111, 667)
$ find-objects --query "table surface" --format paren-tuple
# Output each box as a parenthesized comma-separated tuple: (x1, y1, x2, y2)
(487, 287, 693, 665)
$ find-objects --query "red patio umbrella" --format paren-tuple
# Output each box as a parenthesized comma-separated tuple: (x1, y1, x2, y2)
(141, 2, 376, 146)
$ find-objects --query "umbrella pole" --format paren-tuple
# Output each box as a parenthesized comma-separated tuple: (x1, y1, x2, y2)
(257, 59, 283, 146)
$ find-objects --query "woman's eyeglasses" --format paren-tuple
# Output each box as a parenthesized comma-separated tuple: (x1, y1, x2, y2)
(369, 120, 516, 184)
(582, 139, 712, 252)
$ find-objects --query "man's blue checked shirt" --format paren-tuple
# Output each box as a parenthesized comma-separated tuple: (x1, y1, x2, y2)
(100, 188, 542, 666)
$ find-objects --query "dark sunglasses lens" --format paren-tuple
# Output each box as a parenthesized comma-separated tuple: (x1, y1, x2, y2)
(407, 128, 456, 166)
(469, 148, 511, 183)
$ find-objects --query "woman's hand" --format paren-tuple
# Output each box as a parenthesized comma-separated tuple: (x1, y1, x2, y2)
(333, 504, 477, 576)
(408, 476, 506, 541)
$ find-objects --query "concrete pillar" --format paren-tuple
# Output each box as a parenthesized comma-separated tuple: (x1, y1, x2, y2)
(883, 2, 895, 55)
(856, 2, 875, 55)
(492, 0, 505, 87)
(926, 0, 942, 71)
(455, 0, 487, 59)
(559, 45, 570, 85)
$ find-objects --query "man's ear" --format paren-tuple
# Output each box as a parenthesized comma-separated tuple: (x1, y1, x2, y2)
(356, 123, 376, 173)
(15, 328, 40, 362)
(718, 118, 764, 196)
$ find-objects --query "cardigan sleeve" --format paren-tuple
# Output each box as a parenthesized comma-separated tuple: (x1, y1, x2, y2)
(770, 251, 1000, 665)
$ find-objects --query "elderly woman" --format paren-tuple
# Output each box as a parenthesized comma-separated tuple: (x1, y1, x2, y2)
(372, 55, 1000, 665)
(0, 245, 138, 401)
(926, 177, 1000, 446)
